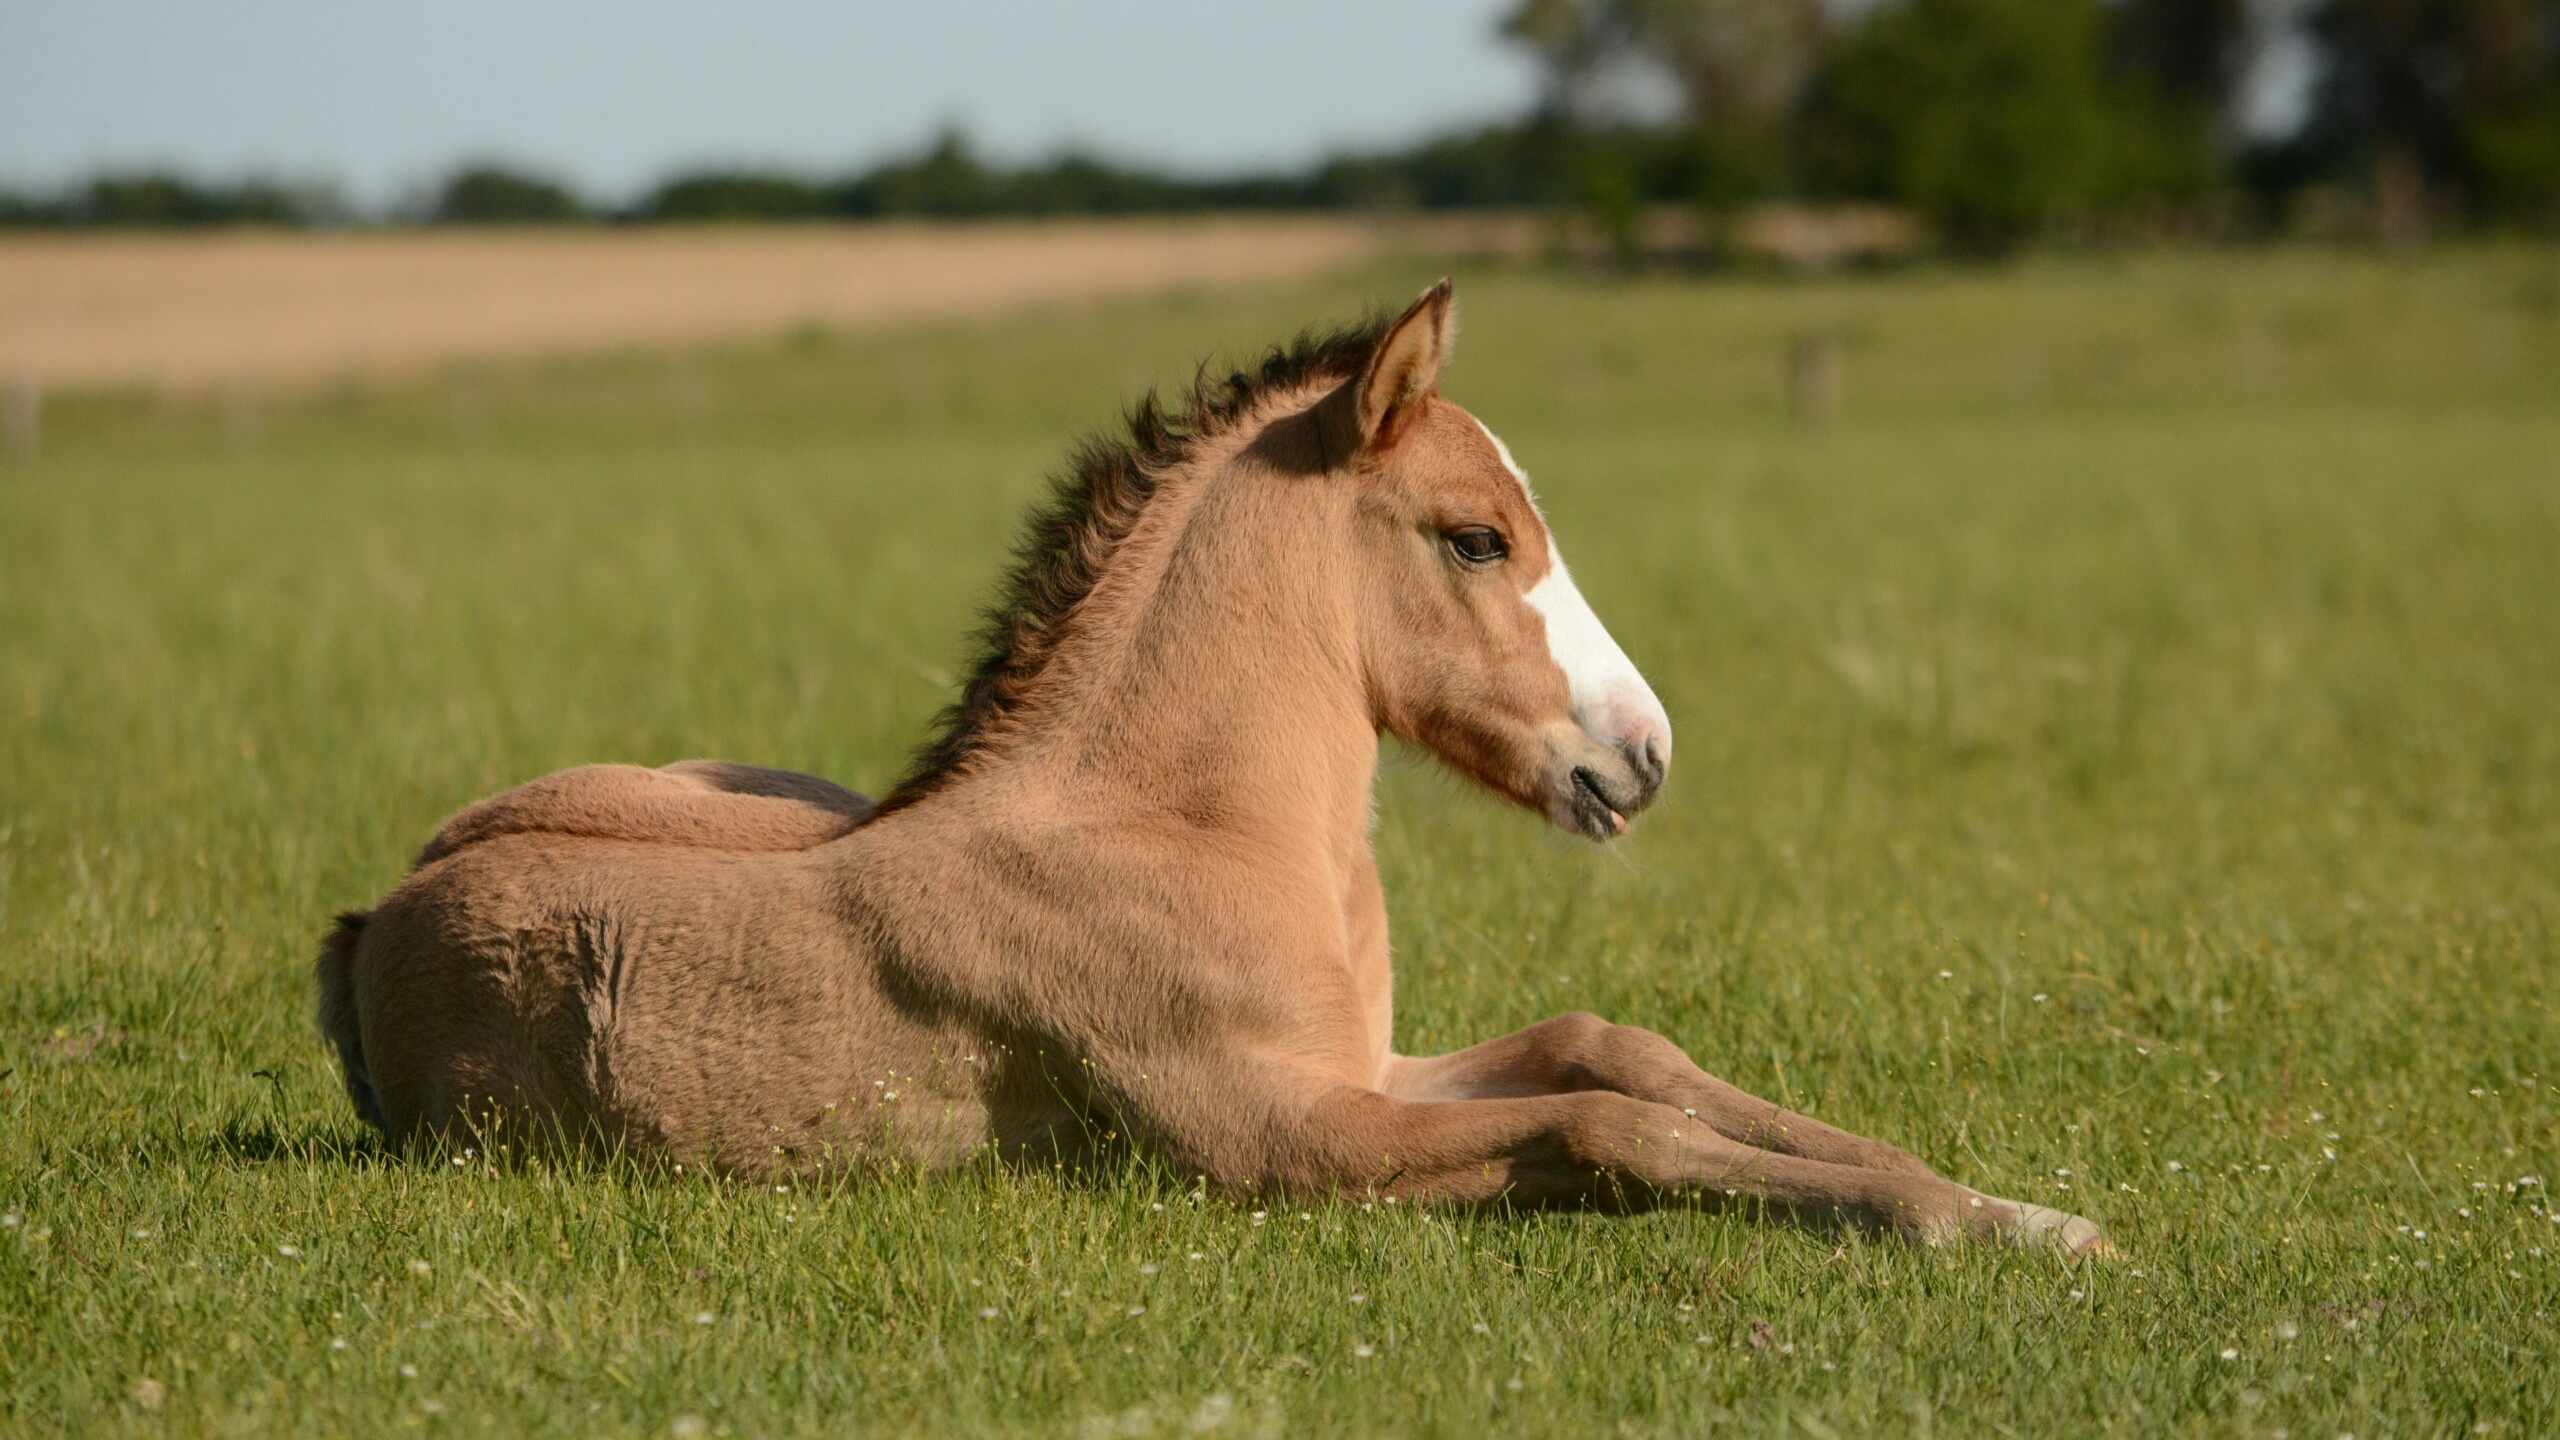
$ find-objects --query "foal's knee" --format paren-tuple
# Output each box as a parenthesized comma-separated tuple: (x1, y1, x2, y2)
(1547, 1013, 1693, 1093)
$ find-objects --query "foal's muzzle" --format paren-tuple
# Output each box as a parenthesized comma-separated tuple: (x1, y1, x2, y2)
(1555, 730, 1669, 842)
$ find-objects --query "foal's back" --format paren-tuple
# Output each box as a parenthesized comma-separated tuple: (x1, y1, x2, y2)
(321, 761, 985, 1168)
(415, 760, 873, 864)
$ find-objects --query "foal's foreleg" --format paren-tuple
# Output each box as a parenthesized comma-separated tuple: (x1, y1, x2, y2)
(1174, 1082, 1996, 1245)
(1383, 1011, 1932, 1174)
(1377, 1016, 2108, 1255)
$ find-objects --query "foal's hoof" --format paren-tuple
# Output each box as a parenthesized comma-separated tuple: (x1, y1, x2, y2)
(2004, 1202, 2115, 1261)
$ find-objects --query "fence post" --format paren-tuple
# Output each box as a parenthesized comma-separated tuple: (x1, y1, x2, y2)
(1788, 332, 1841, 427)
(2, 377, 39, 456)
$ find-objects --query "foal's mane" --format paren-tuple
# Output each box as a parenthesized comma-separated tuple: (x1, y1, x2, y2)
(876, 314, 1389, 813)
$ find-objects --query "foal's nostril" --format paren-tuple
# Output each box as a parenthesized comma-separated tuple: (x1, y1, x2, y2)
(1621, 735, 1667, 805)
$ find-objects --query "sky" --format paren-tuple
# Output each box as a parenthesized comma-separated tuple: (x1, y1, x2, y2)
(0, 1, 1540, 203)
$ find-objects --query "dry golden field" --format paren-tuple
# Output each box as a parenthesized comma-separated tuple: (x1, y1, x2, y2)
(0, 217, 1422, 393)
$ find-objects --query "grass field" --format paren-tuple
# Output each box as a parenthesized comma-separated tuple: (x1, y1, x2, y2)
(5, 245, 2559, 1437)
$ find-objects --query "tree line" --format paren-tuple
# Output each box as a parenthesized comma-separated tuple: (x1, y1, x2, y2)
(6, 0, 2553, 247)
(1501, 0, 2558, 247)
(0, 127, 1563, 231)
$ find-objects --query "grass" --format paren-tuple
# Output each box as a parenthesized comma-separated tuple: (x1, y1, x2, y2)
(4, 244, 2558, 1437)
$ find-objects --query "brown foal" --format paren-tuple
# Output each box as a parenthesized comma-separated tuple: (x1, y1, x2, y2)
(318, 282, 2107, 1256)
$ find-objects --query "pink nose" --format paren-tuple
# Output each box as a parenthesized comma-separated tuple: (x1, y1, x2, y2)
(1614, 713, 1670, 800)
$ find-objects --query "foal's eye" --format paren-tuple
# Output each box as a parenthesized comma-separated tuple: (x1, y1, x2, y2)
(1446, 527, 1508, 565)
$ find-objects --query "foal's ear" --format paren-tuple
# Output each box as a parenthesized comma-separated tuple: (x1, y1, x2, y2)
(1350, 279, 1455, 453)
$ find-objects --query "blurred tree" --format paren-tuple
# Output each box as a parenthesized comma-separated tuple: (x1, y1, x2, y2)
(39, 172, 334, 227)
(0, 188, 66, 226)
(2112, 0, 2255, 112)
(80, 173, 236, 225)
(1498, 0, 1635, 254)
(1622, 0, 1828, 211)
(2111, 0, 2256, 200)
(2096, 0, 2249, 207)
(1308, 127, 1561, 210)
(1500, 0, 1826, 258)
(428, 165, 587, 224)
(1809, 0, 2163, 247)
(2302, 0, 2560, 234)
(2467, 86, 2560, 225)
(1002, 153, 1203, 215)
(840, 127, 998, 217)
(642, 171, 833, 222)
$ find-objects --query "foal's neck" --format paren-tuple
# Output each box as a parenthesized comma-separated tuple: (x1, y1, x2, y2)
(983, 415, 1379, 875)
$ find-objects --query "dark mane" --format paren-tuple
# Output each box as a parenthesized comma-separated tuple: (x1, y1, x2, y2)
(875, 312, 1389, 812)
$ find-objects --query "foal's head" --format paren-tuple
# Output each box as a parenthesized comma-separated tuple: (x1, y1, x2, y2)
(1315, 281, 1671, 840)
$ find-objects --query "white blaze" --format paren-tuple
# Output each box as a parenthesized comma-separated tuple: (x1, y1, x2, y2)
(1525, 543, 1668, 751)
(1477, 421, 1672, 760)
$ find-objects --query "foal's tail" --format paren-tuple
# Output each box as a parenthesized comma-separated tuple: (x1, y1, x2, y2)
(314, 910, 388, 1135)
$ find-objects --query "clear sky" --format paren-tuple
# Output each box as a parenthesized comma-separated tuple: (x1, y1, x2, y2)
(0, 1, 1539, 202)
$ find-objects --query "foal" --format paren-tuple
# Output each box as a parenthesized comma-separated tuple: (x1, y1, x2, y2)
(319, 282, 2107, 1256)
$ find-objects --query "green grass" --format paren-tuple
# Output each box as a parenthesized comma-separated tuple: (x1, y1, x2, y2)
(5, 244, 2559, 1437)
